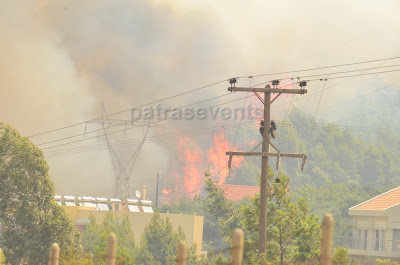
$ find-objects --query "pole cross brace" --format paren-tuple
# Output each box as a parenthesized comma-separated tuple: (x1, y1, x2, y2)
(226, 152, 307, 171)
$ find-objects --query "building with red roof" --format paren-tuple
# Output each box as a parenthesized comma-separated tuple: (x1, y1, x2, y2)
(219, 184, 260, 201)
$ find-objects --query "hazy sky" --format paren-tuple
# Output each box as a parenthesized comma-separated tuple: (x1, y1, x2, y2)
(1, 0, 399, 198)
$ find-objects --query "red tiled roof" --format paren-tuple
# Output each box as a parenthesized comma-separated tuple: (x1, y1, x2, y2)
(220, 184, 260, 201)
(351, 186, 400, 211)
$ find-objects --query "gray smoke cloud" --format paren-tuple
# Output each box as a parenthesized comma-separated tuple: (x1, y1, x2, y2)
(1, 0, 400, 199)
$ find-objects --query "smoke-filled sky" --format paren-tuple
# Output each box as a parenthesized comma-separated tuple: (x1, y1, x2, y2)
(1, 0, 400, 199)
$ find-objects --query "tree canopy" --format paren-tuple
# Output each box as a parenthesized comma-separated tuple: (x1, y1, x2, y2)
(203, 175, 320, 265)
(0, 122, 80, 264)
(81, 213, 135, 265)
(135, 211, 190, 265)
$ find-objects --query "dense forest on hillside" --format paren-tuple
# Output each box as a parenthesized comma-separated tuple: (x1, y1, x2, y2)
(232, 108, 400, 189)
(160, 108, 400, 251)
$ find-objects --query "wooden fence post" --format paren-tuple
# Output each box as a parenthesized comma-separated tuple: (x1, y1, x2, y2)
(319, 213, 334, 265)
(175, 241, 187, 265)
(105, 233, 117, 265)
(231, 229, 244, 265)
(48, 243, 60, 265)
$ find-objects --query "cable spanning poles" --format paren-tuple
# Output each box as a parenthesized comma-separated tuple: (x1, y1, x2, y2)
(28, 55, 400, 140)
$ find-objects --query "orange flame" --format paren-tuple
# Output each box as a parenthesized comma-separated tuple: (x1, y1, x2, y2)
(161, 189, 172, 195)
(208, 133, 244, 184)
(176, 136, 203, 198)
(173, 132, 245, 199)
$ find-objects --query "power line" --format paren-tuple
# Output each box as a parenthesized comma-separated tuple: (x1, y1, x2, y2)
(45, 124, 256, 158)
(8, 119, 400, 168)
(318, 80, 400, 115)
(271, 72, 400, 114)
(27, 56, 400, 139)
(298, 63, 400, 79)
(272, 57, 398, 111)
(9, 121, 400, 167)
(338, 101, 400, 124)
(38, 68, 400, 151)
(307, 68, 400, 81)
(28, 80, 229, 138)
(306, 80, 327, 153)
(38, 92, 236, 149)
(37, 78, 275, 150)
(3, 66, 398, 159)
(44, 120, 400, 158)
(36, 93, 232, 146)
(237, 55, 400, 79)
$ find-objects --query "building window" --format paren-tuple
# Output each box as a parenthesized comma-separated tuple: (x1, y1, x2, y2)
(356, 229, 368, 250)
(374, 230, 385, 251)
(393, 229, 400, 252)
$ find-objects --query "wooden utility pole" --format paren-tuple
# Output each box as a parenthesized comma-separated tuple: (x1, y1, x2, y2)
(226, 83, 307, 260)
(156, 173, 160, 207)
(259, 89, 271, 256)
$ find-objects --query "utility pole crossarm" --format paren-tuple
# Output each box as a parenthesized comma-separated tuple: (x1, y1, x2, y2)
(225, 82, 308, 262)
(228, 87, 307, 94)
(225, 151, 306, 159)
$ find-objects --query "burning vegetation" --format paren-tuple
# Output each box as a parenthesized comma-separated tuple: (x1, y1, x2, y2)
(162, 132, 244, 201)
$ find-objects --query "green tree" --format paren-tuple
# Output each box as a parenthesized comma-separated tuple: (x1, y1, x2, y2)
(135, 211, 185, 265)
(0, 249, 6, 265)
(242, 175, 320, 264)
(0, 123, 80, 264)
(332, 247, 350, 265)
(204, 178, 243, 244)
(201, 253, 229, 265)
(82, 213, 135, 265)
(376, 259, 400, 265)
(159, 195, 224, 250)
(205, 174, 320, 264)
(291, 182, 391, 238)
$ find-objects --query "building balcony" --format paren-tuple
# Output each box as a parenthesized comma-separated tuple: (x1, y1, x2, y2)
(336, 237, 400, 259)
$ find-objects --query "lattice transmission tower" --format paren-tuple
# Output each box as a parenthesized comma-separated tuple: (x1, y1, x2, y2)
(88, 104, 160, 200)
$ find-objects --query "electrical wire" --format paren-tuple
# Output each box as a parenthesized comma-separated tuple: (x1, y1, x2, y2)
(44, 120, 400, 158)
(30, 65, 400, 149)
(36, 93, 232, 146)
(36, 69, 400, 152)
(36, 77, 276, 150)
(27, 55, 400, 139)
(318, 80, 400, 115)
(38, 92, 239, 149)
(7, 120, 400, 168)
(297, 63, 400, 79)
(306, 80, 327, 153)
(4, 65, 400, 168)
(28, 79, 229, 138)
(236, 55, 400, 79)
(45, 122, 257, 157)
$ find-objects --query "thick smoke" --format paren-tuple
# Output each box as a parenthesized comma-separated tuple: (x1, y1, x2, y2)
(1, 0, 400, 199)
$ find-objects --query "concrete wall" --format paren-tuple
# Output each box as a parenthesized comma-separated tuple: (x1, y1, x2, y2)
(62, 206, 204, 254)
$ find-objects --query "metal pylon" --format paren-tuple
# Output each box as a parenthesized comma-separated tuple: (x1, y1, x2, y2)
(88, 104, 158, 200)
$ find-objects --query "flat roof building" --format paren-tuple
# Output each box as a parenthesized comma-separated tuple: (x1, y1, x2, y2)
(56, 195, 204, 255)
